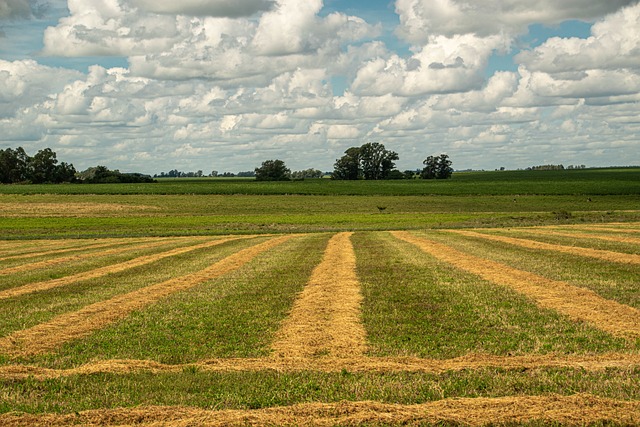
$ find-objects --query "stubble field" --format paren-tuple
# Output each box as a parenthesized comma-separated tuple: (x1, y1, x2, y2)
(0, 170, 639, 426)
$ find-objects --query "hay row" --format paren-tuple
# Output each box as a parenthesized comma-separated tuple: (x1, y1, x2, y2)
(0, 239, 91, 258)
(1, 394, 637, 426)
(1, 352, 640, 380)
(0, 201, 159, 217)
(391, 231, 640, 341)
(0, 237, 245, 301)
(0, 235, 294, 357)
(520, 228, 640, 245)
(448, 229, 640, 264)
(0, 238, 178, 276)
(0, 237, 182, 262)
(271, 232, 367, 359)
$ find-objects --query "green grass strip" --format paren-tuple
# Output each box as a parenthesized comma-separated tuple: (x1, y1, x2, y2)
(1, 368, 639, 414)
(353, 232, 629, 358)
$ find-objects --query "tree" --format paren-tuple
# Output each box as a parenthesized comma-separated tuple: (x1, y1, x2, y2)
(291, 168, 324, 179)
(332, 147, 361, 180)
(29, 148, 60, 183)
(359, 142, 399, 180)
(332, 143, 399, 180)
(436, 153, 453, 179)
(421, 154, 453, 179)
(0, 147, 30, 183)
(254, 159, 291, 181)
(420, 156, 438, 179)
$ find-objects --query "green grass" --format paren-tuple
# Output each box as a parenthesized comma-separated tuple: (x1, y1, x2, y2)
(0, 168, 638, 196)
(1, 192, 638, 238)
(1, 367, 638, 414)
(427, 230, 640, 311)
(353, 232, 630, 358)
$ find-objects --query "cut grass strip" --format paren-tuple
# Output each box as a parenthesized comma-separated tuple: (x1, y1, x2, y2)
(1, 352, 640, 379)
(271, 232, 367, 359)
(0, 237, 245, 300)
(1, 395, 638, 426)
(0, 235, 294, 357)
(449, 229, 640, 264)
(392, 231, 640, 342)
(0, 239, 175, 275)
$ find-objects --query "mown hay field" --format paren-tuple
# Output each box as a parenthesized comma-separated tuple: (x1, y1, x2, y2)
(1, 220, 639, 425)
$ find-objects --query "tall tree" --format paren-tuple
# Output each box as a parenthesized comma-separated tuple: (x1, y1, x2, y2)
(29, 148, 59, 183)
(255, 159, 291, 181)
(436, 153, 453, 179)
(332, 146, 361, 180)
(0, 147, 30, 183)
(421, 154, 453, 179)
(421, 155, 438, 179)
(333, 143, 399, 180)
(359, 142, 399, 180)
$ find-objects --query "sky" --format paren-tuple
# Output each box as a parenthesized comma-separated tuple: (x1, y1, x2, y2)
(0, 0, 639, 174)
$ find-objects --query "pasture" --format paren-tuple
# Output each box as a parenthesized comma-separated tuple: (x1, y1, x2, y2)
(0, 169, 639, 425)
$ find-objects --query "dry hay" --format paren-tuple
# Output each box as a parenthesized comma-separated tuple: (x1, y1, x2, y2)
(0, 235, 294, 357)
(271, 232, 367, 359)
(0, 237, 243, 301)
(448, 229, 640, 264)
(0, 239, 91, 258)
(0, 238, 176, 276)
(1, 394, 638, 426)
(519, 228, 640, 245)
(0, 202, 159, 217)
(2, 352, 640, 380)
(391, 231, 640, 341)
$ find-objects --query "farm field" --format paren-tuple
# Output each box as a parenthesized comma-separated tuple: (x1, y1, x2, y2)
(0, 170, 639, 425)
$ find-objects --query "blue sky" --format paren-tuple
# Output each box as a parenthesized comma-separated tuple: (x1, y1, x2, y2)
(1, 0, 638, 173)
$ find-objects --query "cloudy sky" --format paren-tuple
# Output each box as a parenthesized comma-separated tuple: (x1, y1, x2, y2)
(1, 0, 639, 174)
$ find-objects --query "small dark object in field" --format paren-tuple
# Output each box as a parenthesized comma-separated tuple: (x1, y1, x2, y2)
(587, 197, 592, 202)
(377, 206, 387, 212)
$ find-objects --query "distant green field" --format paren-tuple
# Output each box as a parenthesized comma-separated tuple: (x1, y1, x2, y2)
(0, 168, 638, 238)
(0, 168, 638, 196)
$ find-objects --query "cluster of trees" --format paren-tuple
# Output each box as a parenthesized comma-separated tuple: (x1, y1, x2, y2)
(0, 147, 76, 184)
(333, 143, 399, 180)
(253, 161, 325, 181)
(76, 166, 155, 183)
(155, 169, 206, 178)
(253, 143, 453, 181)
(420, 154, 454, 179)
(0, 147, 154, 184)
(332, 142, 452, 180)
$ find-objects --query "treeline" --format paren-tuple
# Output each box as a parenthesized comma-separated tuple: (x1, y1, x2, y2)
(253, 143, 453, 181)
(332, 142, 452, 180)
(0, 147, 154, 184)
(527, 164, 587, 171)
(0, 147, 76, 184)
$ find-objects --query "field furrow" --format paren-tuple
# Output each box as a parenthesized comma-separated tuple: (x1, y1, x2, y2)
(1, 395, 638, 427)
(0, 239, 177, 275)
(271, 232, 367, 359)
(0, 235, 294, 357)
(448, 229, 640, 264)
(391, 231, 640, 341)
(0, 237, 245, 300)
